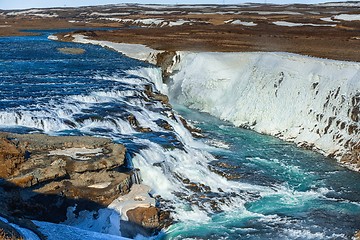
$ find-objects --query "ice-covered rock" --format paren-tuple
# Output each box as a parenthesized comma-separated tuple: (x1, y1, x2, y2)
(168, 52, 360, 170)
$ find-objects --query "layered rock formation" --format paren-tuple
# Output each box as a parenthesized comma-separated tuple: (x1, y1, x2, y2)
(0, 132, 169, 238)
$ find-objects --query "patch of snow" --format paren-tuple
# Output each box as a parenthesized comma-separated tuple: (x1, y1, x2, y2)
(308, 11, 320, 15)
(34, 219, 129, 240)
(88, 182, 111, 189)
(48, 35, 58, 41)
(31, 13, 58, 18)
(168, 19, 191, 27)
(90, 12, 130, 16)
(134, 18, 164, 26)
(333, 14, 360, 21)
(273, 21, 336, 27)
(318, 2, 360, 7)
(239, 11, 302, 15)
(230, 20, 257, 26)
(0, 25, 10, 27)
(6, 9, 43, 16)
(320, 17, 340, 23)
(6, 10, 58, 17)
(48, 147, 103, 160)
(143, 10, 179, 15)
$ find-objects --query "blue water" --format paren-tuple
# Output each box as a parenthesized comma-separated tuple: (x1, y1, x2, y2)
(168, 105, 360, 239)
(1, 31, 360, 240)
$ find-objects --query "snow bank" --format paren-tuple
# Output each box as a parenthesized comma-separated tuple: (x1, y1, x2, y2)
(169, 52, 360, 161)
(333, 14, 360, 21)
(273, 21, 336, 27)
(229, 20, 257, 26)
(72, 35, 161, 64)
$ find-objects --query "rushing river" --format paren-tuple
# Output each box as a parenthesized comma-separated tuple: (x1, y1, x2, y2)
(0, 31, 360, 240)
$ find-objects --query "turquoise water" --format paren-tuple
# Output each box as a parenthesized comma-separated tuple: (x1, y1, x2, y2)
(166, 105, 360, 239)
(0, 31, 359, 240)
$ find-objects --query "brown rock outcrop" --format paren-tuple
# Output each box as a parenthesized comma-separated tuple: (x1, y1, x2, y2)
(121, 206, 171, 238)
(0, 132, 131, 222)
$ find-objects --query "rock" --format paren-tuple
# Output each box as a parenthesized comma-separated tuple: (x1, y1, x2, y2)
(0, 137, 24, 178)
(178, 116, 204, 138)
(155, 51, 176, 79)
(0, 132, 131, 222)
(122, 206, 171, 238)
(0, 219, 23, 240)
(144, 84, 170, 105)
(57, 47, 85, 54)
(127, 206, 160, 229)
(341, 142, 360, 171)
(127, 114, 152, 133)
(355, 230, 360, 240)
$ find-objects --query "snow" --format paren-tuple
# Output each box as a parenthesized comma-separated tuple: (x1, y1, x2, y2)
(318, 2, 360, 7)
(134, 18, 164, 26)
(320, 17, 340, 23)
(333, 14, 360, 21)
(273, 21, 336, 27)
(88, 182, 111, 188)
(167, 19, 191, 27)
(31, 13, 58, 18)
(6, 9, 43, 15)
(34, 220, 129, 240)
(6, 10, 58, 17)
(100, 17, 192, 27)
(48, 35, 58, 41)
(168, 51, 360, 161)
(72, 34, 161, 64)
(230, 20, 257, 26)
(48, 147, 103, 160)
(90, 12, 129, 16)
(239, 11, 302, 15)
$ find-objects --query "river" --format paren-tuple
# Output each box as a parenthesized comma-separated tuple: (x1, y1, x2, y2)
(0, 30, 359, 240)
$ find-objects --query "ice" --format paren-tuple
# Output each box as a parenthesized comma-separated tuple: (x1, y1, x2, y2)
(168, 51, 360, 164)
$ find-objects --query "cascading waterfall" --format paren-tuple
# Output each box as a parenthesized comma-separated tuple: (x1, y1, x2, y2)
(1, 31, 360, 239)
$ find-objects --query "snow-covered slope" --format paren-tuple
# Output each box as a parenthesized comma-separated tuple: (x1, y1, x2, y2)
(168, 52, 360, 167)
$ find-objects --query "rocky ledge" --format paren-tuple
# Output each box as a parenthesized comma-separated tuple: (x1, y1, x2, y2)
(0, 132, 170, 239)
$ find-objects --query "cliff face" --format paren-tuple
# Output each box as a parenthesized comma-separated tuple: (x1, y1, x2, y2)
(168, 52, 360, 170)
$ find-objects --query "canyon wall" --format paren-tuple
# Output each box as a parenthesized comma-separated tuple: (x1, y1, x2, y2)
(168, 52, 360, 170)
